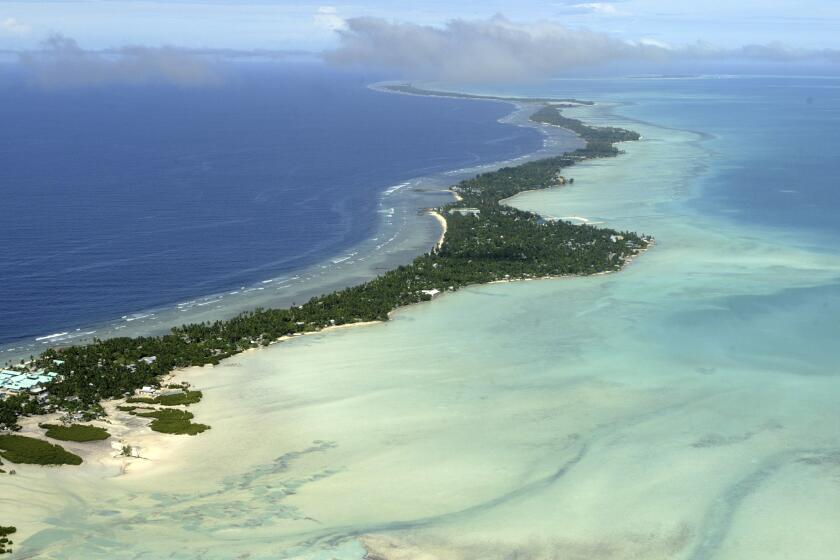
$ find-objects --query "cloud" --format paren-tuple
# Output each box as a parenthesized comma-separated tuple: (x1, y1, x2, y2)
(638, 37, 671, 49)
(325, 15, 666, 82)
(2, 17, 31, 36)
(680, 40, 840, 64)
(325, 15, 840, 82)
(18, 34, 222, 88)
(560, 3, 632, 17)
(314, 6, 347, 31)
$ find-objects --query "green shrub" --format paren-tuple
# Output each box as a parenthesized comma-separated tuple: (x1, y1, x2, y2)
(154, 391, 203, 406)
(0, 435, 82, 465)
(126, 390, 202, 407)
(125, 397, 156, 404)
(132, 409, 209, 436)
(0, 524, 15, 555)
(39, 423, 110, 442)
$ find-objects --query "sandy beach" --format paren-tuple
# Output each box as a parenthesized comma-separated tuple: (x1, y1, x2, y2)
(429, 210, 448, 250)
(11, 318, 389, 482)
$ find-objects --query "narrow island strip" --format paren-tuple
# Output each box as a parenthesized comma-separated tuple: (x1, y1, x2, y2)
(381, 83, 595, 106)
(0, 98, 649, 461)
(0, 91, 651, 545)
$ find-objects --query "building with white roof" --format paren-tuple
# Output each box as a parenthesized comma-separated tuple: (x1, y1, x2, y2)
(0, 369, 58, 397)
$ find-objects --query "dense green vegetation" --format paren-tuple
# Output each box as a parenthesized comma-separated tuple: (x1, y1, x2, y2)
(123, 397, 155, 404)
(127, 390, 203, 407)
(39, 423, 110, 442)
(0, 394, 41, 429)
(156, 390, 202, 406)
(118, 389, 206, 433)
(0, 435, 82, 465)
(0, 101, 648, 439)
(530, 105, 641, 145)
(384, 83, 594, 105)
(0, 526, 15, 555)
(131, 409, 209, 435)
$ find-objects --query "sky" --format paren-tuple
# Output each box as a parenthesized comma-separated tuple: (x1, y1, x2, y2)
(2, 1, 840, 85)
(2, 0, 840, 52)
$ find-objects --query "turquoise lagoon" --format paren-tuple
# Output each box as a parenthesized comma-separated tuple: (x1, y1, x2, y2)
(4, 77, 840, 559)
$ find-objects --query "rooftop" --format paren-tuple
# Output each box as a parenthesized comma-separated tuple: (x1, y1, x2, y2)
(0, 369, 58, 393)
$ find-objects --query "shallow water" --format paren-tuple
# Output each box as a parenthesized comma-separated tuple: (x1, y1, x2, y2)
(4, 81, 840, 559)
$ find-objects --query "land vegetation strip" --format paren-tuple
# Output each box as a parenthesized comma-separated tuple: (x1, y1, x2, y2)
(0, 90, 649, 545)
(0, 99, 648, 440)
(126, 390, 203, 407)
(1, 102, 646, 431)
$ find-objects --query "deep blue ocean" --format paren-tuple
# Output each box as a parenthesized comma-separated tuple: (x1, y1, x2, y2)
(0, 64, 541, 345)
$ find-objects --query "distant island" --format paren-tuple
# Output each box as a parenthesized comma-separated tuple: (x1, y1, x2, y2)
(0, 93, 649, 506)
(382, 83, 595, 106)
(626, 74, 700, 79)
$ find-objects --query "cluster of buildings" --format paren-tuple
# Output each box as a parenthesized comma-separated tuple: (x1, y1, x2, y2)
(0, 368, 59, 399)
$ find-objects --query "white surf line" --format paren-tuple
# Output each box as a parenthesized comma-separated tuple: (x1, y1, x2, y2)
(35, 332, 68, 342)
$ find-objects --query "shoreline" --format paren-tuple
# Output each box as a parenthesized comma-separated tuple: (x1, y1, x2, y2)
(428, 210, 448, 251)
(61, 98, 646, 469)
(2, 86, 650, 554)
(3, 87, 644, 430)
(1, 91, 573, 365)
(19, 230, 656, 482)
(23, 246, 657, 484)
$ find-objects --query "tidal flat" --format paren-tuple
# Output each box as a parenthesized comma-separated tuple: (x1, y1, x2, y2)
(4, 97, 840, 559)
